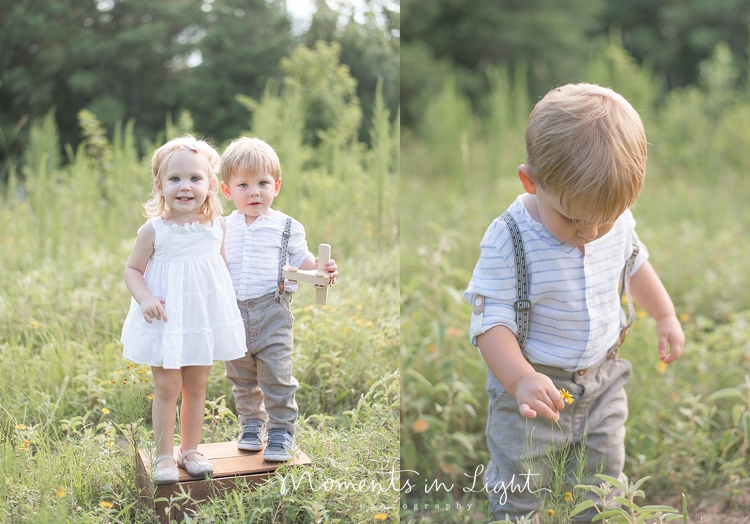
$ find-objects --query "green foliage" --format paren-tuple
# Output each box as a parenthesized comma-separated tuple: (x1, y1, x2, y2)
(402, 41, 750, 521)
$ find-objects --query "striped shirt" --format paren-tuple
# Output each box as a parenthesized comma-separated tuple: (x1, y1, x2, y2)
(224, 210, 314, 300)
(464, 196, 649, 371)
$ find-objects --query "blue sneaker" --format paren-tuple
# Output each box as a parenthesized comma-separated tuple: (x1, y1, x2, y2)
(263, 428, 296, 461)
(237, 419, 267, 451)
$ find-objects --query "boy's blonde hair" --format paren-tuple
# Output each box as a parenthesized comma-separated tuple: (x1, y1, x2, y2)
(220, 137, 281, 184)
(525, 83, 647, 223)
(144, 135, 223, 219)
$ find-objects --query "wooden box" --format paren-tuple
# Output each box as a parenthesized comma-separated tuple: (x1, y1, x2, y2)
(135, 441, 311, 523)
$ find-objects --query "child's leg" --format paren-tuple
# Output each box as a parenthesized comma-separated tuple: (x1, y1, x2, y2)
(178, 365, 212, 457)
(254, 295, 298, 434)
(151, 366, 182, 467)
(225, 300, 267, 425)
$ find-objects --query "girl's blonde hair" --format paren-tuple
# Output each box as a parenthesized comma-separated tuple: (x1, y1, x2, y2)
(220, 137, 281, 184)
(525, 83, 648, 223)
(143, 135, 223, 219)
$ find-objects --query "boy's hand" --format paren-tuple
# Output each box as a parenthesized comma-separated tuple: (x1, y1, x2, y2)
(515, 371, 565, 421)
(315, 257, 338, 284)
(140, 295, 167, 323)
(656, 314, 684, 363)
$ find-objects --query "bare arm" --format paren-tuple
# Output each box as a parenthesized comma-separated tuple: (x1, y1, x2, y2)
(477, 325, 565, 421)
(124, 222, 167, 323)
(629, 260, 684, 363)
(219, 216, 228, 265)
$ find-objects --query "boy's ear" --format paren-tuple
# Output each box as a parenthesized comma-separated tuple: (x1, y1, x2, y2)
(518, 165, 537, 195)
(274, 177, 282, 195)
(220, 181, 232, 200)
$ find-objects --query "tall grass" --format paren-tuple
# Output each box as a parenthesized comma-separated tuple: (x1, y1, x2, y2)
(0, 71, 400, 521)
(402, 40, 750, 522)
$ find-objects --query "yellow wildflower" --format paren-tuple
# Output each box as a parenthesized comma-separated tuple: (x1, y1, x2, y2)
(678, 313, 691, 323)
(374, 514, 388, 521)
(14, 424, 26, 430)
(114, 369, 121, 373)
(55, 487, 66, 498)
(19, 440, 30, 451)
(565, 491, 573, 502)
(101, 408, 110, 414)
(547, 509, 555, 517)
(99, 501, 114, 509)
(657, 361, 668, 373)
(30, 321, 39, 329)
(559, 388, 574, 404)
(137, 368, 147, 374)
(412, 418, 429, 433)
(148, 394, 154, 400)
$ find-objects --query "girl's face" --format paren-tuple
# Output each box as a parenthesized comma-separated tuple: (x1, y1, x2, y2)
(156, 151, 213, 222)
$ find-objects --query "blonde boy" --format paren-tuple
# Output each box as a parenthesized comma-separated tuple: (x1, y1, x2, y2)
(220, 137, 337, 461)
(464, 83, 684, 520)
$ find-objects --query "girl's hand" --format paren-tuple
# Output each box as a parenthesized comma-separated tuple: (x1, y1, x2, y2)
(656, 314, 684, 363)
(514, 371, 565, 421)
(141, 296, 168, 323)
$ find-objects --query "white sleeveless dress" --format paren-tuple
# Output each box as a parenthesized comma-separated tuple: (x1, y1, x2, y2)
(121, 217, 246, 369)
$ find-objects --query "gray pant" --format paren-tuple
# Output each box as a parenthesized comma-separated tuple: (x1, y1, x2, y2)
(224, 291, 298, 435)
(485, 356, 632, 522)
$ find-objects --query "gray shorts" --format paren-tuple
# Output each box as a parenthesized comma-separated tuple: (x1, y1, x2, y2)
(224, 291, 299, 435)
(485, 356, 632, 521)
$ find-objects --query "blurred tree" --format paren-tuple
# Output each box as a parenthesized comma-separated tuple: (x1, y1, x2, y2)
(185, 0, 292, 144)
(0, 0, 200, 174)
(304, 0, 399, 140)
(597, 0, 750, 90)
(401, 0, 604, 125)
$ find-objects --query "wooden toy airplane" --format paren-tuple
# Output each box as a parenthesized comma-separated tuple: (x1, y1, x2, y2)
(282, 244, 333, 305)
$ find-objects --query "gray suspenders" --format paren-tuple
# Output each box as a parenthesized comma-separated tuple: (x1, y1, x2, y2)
(496, 211, 639, 357)
(276, 217, 293, 299)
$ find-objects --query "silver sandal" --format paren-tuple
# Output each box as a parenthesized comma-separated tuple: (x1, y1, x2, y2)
(178, 447, 214, 478)
(152, 454, 179, 485)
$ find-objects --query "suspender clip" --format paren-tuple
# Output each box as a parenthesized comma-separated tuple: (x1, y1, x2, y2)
(514, 299, 532, 312)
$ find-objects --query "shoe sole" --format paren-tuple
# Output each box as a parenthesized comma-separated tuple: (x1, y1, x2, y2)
(237, 441, 265, 451)
(263, 453, 292, 461)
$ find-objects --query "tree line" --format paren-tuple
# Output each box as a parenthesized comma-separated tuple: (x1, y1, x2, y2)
(401, 0, 750, 127)
(0, 0, 399, 183)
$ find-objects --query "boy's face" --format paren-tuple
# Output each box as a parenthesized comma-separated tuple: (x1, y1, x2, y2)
(534, 186, 616, 247)
(221, 169, 281, 222)
(519, 165, 616, 247)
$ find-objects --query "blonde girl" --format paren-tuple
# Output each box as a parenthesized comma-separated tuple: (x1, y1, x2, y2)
(120, 135, 246, 484)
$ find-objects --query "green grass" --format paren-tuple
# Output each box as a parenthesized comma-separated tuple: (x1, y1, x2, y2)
(401, 42, 750, 523)
(0, 86, 399, 522)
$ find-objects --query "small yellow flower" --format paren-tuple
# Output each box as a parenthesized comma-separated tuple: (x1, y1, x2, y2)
(106, 441, 114, 447)
(547, 509, 555, 517)
(344, 326, 351, 332)
(143, 379, 149, 383)
(114, 369, 121, 373)
(412, 418, 429, 433)
(30, 321, 39, 329)
(657, 361, 668, 373)
(559, 388, 574, 404)
(565, 491, 573, 502)
(374, 514, 388, 521)
(55, 487, 66, 498)
(137, 368, 147, 374)
(148, 394, 154, 400)
(126, 363, 134, 369)
(15, 424, 26, 430)
(356, 304, 363, 310)
(322, 305, 330, 310)
(99, 501, 114, 509)
(636, 310, 647, 319)
(101, 408, 110, 414)
(122, 379, 128, 385)
(19, 440, 30, 451)
(678, 313, 690, 323)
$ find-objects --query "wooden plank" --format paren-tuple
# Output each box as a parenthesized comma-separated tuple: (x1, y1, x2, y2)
(135, 441, 311, 523)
